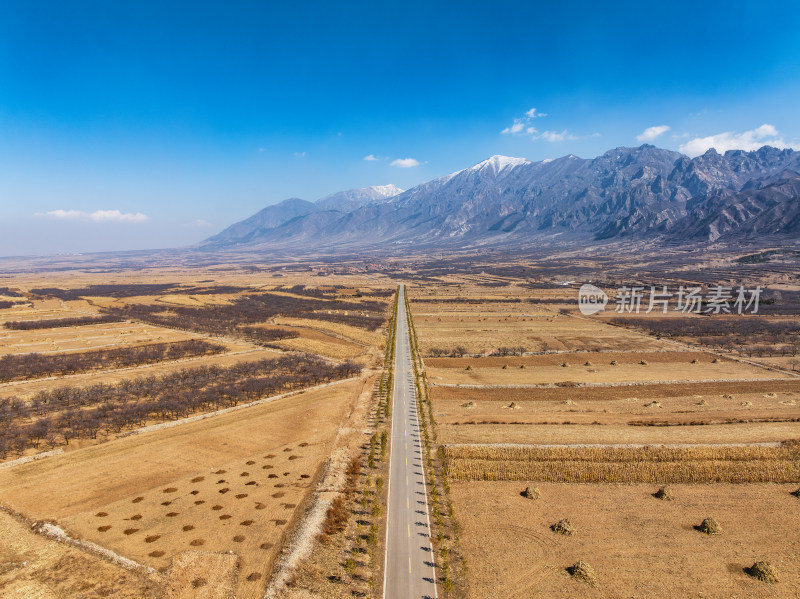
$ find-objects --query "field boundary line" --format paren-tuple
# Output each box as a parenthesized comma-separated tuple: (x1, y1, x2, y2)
(0, 447, 64, 470)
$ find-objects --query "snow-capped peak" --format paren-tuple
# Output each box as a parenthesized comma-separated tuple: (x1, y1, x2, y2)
(468, 155, 531, 175)
(370, 184, 404, 198)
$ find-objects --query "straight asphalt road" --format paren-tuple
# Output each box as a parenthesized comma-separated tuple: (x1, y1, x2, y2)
(383, 284, 438, 599)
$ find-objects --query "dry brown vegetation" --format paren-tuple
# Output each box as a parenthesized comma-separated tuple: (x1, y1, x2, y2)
(443, 443, 800, 483)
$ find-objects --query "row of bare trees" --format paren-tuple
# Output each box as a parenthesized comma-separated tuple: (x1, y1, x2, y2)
(4, 315, 122, 330)
(0, 339, 225, 382)
(0, 354, 360, 458)
(104, 292, 387, 342)
(611, 317, 800, 357)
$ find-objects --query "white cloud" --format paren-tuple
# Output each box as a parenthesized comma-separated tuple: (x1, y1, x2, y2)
(390, 158, 420, 168)
(363, 154, 379, 161)
(636, 125, 670, 142)
(36, 209, 150, 223)
(679, 124, 800, 157)
(293, 151, 306, 157)
(525, 107, 547, 119)
(533, 130, 576, 142)
(501, 107, 547, 135)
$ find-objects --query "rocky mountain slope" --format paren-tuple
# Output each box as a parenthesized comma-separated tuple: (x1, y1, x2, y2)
(201, 145, 800, 250)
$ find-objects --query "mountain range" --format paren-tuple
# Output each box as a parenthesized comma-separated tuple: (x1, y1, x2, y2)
(201, 145, 800, 251)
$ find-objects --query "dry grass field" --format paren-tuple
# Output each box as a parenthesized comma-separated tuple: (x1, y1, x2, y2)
(412, 312, 665, 355)
(406, 278, 800, 598)
(453, 481, 800, 598)
(0, 508, 162, 598)
(0, 377, 369, 599)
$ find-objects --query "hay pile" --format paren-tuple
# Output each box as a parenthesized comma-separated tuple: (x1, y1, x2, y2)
(561, 362, 569, 368)
(584, 361, 592, 366)
(644, 401, 662, 408)
(653, 486, 674, 501)
(460, 401, 476, 409)
(522, 485, 541, 500)
(722, 394, 734, 399)
(691, 359, 698, 364)
(561, 399, 576, 405)
(696, 399, 709, 406)
(745, 561, 779, 583)
(696, 517, 722, 535)
(610, 360, 617, 366)
(506, 402, 521, 409)
(567, 561, 597, 586)
(741, 401, 752, 407)
(639, 360, 649, 365)
(551, 519, 575, 535)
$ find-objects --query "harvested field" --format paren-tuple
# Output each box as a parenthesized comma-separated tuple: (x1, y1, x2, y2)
(452, 481, 800, 598)
(443, 443, 800, 483)
(427, 353, 788, 386)
(425, 350, 720, 368)
(0, 318, 200, 356)
(431, 379, 800, 404)
(412, 311, 666, 355)
(0, 377, 368, 599)
(439, 421, 800, 445)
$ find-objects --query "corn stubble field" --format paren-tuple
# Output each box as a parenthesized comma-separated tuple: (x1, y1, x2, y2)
(408, 267, 800, 599)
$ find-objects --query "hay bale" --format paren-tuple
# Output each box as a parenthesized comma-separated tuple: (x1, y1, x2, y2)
(722, 394, 734, 399)
(567, 561, 597, 587)
(551, 519, 575, 535)
(741, 401, 752, 407)
(696, 399, 709, 406)
(507, 402, 521, 409)
(765, 392, 777, 398)
(639, 360, 648, 366)
(584, 361, 592, 366)
(561, 399, 576, 406)
(610, 360, 618, 366)
(644, 401, 662, 408)
(521, 485, 541, 500)
(745, 561, 779, 583)
(653, 486, 674, 501)
(460, 401, 476, 409)
(696, 517, 722, 535)
(561, 362, 569, 368)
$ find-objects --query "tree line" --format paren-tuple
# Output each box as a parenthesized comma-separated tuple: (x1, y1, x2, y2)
(0, 339, 225, 382)
(610, 316, 800, 356)
(4, 314, 122, 330)
(0, 354, 359, 458)
(104, 292, 387, 344)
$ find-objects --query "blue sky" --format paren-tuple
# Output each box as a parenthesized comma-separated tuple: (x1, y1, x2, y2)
(1, 0, 800, 256)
